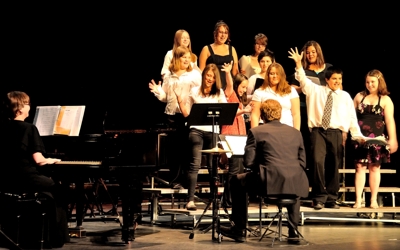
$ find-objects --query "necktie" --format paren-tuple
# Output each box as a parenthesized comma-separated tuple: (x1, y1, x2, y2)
(321, 91, 333, 130)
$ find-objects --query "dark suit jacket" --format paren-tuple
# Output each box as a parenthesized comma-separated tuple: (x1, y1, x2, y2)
(244, 120, 308, 198)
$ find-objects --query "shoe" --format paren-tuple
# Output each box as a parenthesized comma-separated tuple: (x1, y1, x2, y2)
(172, 183, 184, 189)
(186, 201, 197, 211)
(313, 202, 324, 210)
(218, 226, 245, 242)
(325, 203, 340, 209)
(288, 230, 300, 244)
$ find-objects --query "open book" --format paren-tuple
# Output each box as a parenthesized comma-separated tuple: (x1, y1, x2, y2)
(33, 106, 85, 136)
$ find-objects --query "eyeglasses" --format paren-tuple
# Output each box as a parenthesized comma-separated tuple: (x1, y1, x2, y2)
(255, 43, 266, 47)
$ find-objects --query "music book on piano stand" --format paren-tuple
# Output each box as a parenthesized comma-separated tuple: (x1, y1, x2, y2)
(33, 106, 85, 136)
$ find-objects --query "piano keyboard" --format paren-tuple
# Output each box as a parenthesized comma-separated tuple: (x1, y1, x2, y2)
(55, 161, 102, 165)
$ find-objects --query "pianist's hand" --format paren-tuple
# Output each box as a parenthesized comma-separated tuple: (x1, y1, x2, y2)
(38, 158, 61, 166)
(149, 79, 161, 95)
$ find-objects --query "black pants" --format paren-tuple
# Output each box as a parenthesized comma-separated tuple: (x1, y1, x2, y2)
(230, 172, 300, 231)
(310, 128, 343, 204)
(222, 157, 244, 207)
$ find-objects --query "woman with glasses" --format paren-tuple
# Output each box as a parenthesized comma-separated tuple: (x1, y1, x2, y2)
(199, 20, 239, 90)
(239, 33, 268, 79)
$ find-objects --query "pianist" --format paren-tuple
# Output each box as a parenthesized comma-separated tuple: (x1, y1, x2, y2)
(220, 99, 308, 243)
(0, 91, 69, 247)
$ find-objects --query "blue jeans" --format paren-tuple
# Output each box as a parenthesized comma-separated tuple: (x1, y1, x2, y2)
(187, 128, 216, 201)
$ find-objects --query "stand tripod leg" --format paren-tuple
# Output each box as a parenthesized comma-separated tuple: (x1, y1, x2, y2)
(189, 201, 212, 239)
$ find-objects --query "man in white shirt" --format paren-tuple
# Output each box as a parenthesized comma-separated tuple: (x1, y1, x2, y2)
(289, 48, 362, 210)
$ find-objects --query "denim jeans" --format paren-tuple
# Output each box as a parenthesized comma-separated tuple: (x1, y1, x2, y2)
(187, 128, 216, 201)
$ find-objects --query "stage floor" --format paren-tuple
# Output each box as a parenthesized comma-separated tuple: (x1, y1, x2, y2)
(2, 204, 399, 250)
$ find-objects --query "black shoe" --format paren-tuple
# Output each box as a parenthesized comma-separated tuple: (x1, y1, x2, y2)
(325, 203, 340, 209)
(313, 202, 324, 210)
(287, 229, 300, 244)
(218, 226, 245, 242)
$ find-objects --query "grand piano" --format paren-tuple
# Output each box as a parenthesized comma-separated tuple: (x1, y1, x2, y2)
(39, 106, 173, 243)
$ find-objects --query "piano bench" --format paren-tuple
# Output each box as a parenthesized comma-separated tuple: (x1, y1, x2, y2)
(0, 192, 51, 249)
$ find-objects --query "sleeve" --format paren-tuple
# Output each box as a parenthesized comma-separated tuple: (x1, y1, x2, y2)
(247, 75, 256, 98)
(153, 76, 169, 102)
(294, 67, 316, 96)
(244, 129, 257, 172)
(252, 89, 262, 102)
(219, 89, 228, 103)
(161, 51, 172, 75)
(24, 124, 46, 154)
(347, 94, 363, 138)
(289, 86, 299, 99)
(239, 55, 248, 71)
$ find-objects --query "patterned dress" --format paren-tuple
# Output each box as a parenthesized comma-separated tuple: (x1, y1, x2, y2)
(354, 95, 390, 164)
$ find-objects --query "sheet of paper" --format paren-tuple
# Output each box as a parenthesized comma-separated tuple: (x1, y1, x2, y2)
(33, 106, 61, 136)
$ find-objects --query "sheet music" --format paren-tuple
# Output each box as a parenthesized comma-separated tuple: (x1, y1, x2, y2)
(222, 135, 247, 157)
(33, 106, 61, 136)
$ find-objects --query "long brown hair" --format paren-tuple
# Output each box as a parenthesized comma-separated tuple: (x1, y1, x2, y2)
(199, 64, 221, 97)
(361, 69, 390, 96)
(301, 40, 325, 69)
(260, 63, 291, 96)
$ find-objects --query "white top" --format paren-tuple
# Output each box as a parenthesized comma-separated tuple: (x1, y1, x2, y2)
(154, 70, 202, 115)
(252, 86, 299, 127)
(295, 67, 362, 137)
(161, 50, 198, 76)
(239, 55, 260, 78)
(247, 73, 264, 101)
(186, 86, 227, 133)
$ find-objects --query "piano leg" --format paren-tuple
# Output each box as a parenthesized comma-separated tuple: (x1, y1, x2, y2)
(118, 175, 143, 243)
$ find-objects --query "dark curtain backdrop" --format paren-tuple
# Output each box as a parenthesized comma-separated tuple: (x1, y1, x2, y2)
(2, 3, 398, 166)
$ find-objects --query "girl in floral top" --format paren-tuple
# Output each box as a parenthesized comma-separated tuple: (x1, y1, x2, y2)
(352, 70, 398, 209)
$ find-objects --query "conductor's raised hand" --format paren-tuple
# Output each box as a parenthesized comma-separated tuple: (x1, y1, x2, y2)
(149, 79, 161, 95)
(288, 47, 303, 63)
(221, 60, 233, 72)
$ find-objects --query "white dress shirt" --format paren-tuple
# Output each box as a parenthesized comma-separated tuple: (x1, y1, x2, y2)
(295, 67, 362, 137)
(154, 70, 201, 115)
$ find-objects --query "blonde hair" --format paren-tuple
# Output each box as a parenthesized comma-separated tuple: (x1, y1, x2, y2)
(5, 91, 30, 119)
(168, 46, 193, 73)
(260, 99, 282, 122)
(172, 29, 197, 63)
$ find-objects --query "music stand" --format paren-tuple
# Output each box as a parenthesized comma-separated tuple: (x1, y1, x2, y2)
(187, 103, 238, 243)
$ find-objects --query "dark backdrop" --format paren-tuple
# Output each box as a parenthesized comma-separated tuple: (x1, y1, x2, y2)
(2, 3, 398, 166)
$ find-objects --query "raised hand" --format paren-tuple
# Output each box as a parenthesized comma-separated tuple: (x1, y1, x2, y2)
(149, 79, 161, 95)
(221, 60, 233, 72)
(288, 47, 303, 63)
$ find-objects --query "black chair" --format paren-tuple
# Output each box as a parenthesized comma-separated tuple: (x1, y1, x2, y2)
(0, 192, 51, 250)
(258, 195, 307, 246)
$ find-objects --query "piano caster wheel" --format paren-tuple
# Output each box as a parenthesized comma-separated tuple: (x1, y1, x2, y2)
(189, 232, 194, 239)
(218, 234, 222, 243)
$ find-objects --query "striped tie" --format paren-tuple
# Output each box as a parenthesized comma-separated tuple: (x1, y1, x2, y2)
(321, 91, 333, 130)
